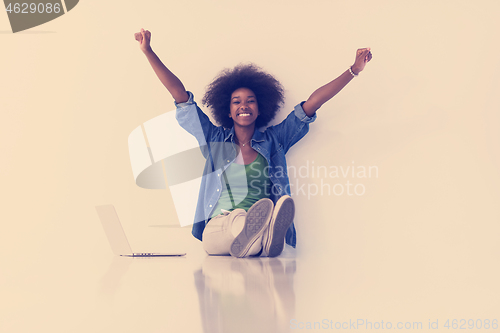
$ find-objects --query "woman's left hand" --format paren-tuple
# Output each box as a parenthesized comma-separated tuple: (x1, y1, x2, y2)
(351, 48, 372, 75)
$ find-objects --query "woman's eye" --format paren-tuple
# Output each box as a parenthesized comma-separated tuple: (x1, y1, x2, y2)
(233, 101, 240, 104)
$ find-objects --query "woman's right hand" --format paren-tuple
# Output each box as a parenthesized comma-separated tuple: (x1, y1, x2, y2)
(134, 28, 152, 53)
(351, 47, 372, 75)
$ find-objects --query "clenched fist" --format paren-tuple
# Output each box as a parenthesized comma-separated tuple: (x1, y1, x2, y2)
(351, 48, 372, 75)
(135, 28, 152, 53)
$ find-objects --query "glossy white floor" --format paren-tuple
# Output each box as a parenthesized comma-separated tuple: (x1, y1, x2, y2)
(3, 220, 499, 333)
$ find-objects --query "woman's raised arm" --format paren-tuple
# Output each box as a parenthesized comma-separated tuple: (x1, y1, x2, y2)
(302, 48, 372, 117)
(135, 28, 189, 104)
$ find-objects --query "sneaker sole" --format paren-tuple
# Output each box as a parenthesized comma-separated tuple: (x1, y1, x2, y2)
(230, 199, 273, 258)
(265, 197, 295, 257)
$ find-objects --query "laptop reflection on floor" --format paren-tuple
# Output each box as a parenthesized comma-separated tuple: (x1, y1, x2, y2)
(96, 205, 186, 257)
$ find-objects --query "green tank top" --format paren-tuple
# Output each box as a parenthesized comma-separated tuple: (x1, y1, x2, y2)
(210, 153, 270, 218)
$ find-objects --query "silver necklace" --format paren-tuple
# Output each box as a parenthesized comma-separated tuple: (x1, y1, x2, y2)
(236, 138, 251, 147)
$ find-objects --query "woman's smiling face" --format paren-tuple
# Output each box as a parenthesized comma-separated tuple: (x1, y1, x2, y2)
(229, 87, 259, 128)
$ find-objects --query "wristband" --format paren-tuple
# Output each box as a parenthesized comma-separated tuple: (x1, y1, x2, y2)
(349, 66, 359, 77)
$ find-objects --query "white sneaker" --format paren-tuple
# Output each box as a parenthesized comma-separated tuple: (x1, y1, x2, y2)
(262, 195, 295, 257)
(230, 198, 274, 258)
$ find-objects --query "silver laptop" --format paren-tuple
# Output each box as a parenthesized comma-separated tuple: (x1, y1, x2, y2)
(95, 205, 186, 257)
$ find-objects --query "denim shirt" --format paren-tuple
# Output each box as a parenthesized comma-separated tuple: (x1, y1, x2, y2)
(175, 91, 316, 247)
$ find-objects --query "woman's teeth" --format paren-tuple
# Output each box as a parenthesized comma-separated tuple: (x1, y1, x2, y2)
(239, 113, 251, 117)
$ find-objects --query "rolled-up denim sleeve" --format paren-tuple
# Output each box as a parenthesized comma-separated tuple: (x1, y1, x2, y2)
(174, 91, 195, 108)
(175, 91, 215, 147)
(267, 102, 317, 153)
(294, 101, 317, 123)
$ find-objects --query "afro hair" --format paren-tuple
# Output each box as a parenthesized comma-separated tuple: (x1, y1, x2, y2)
(202, 63, 284, 129)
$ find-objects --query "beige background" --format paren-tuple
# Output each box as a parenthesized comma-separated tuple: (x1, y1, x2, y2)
(1, 0, 499, 332)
